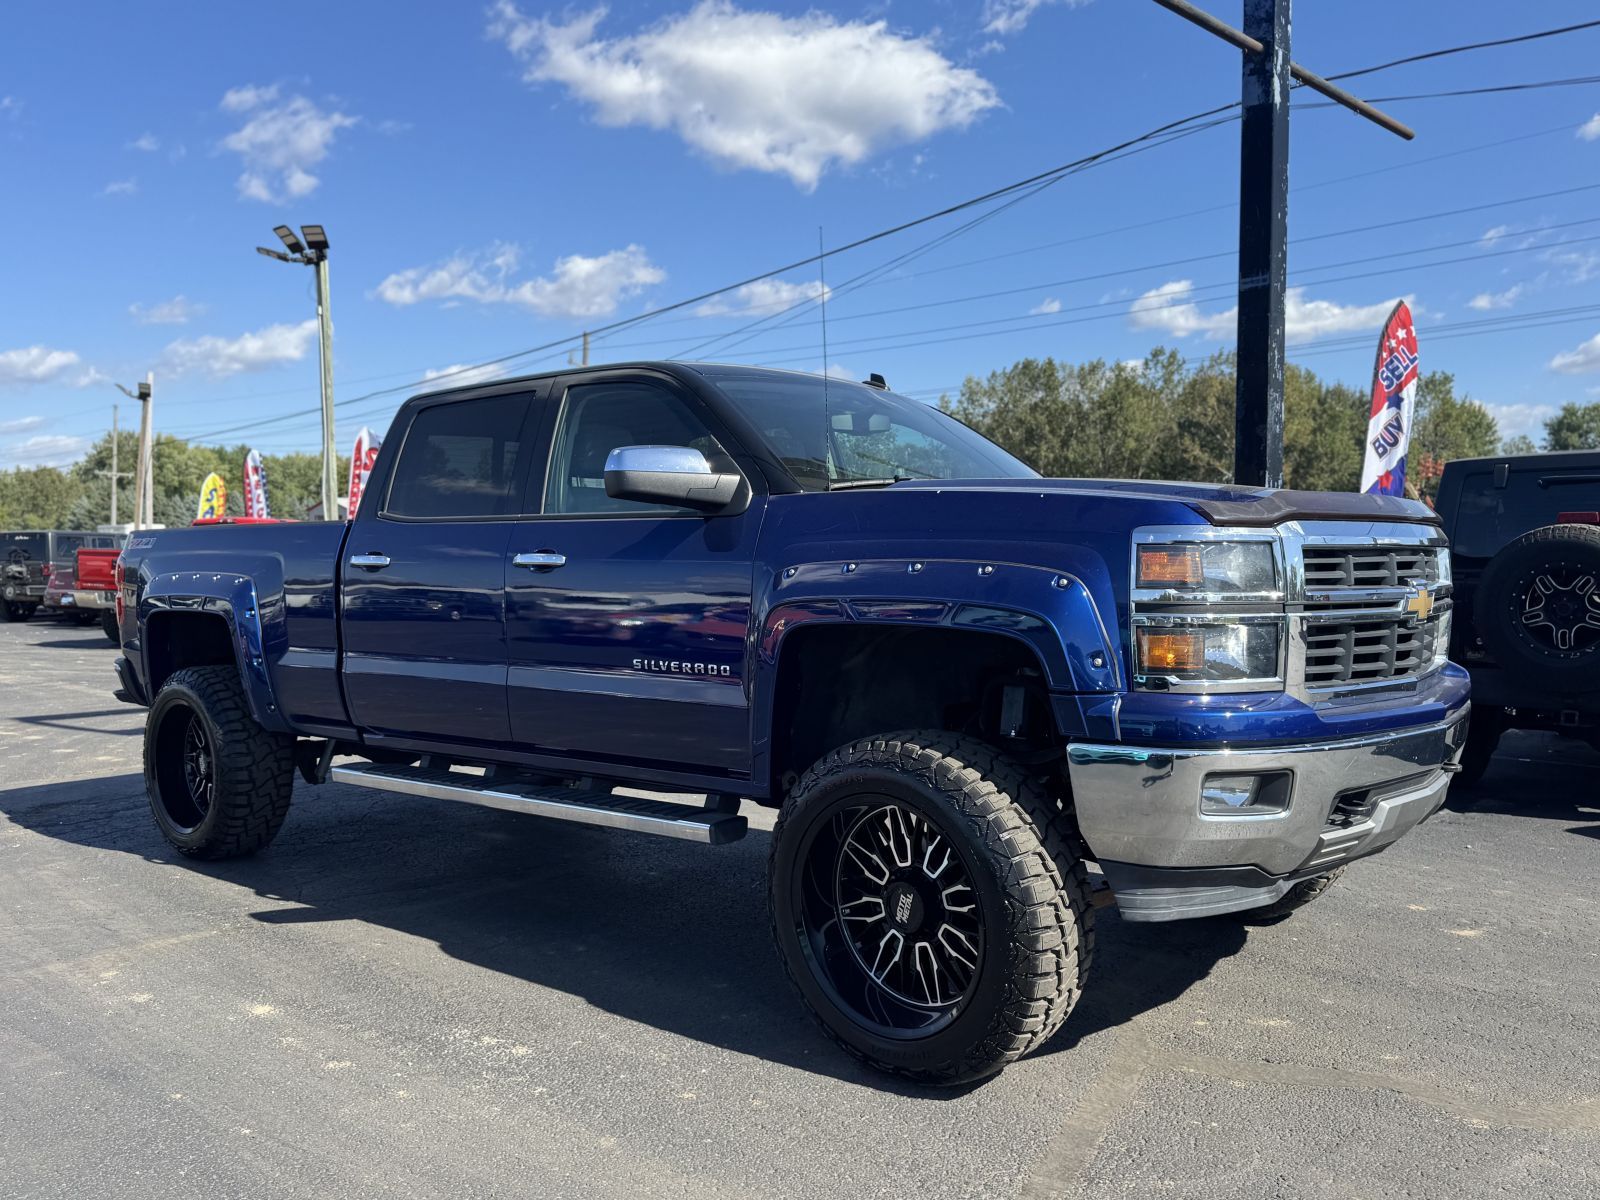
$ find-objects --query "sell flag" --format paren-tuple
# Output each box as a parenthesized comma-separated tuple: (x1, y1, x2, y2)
(243, 449, 271, 519)
(196, 472, 228, 521)
(1360, 300, 1419, 496)
(347, 426, 382, 518)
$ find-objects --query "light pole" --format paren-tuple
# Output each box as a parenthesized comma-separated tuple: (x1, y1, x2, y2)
(114, 377, 154, 529)
(258, 223, 338, 520)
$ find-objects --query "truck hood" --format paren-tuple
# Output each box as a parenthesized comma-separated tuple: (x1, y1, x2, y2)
(888, 477, 1440, 527)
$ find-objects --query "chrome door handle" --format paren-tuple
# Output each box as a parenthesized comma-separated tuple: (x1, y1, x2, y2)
(513, 552, 567, 570)
(349, 554, 391, 570)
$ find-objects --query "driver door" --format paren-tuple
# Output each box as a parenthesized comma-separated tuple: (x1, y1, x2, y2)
(504, 372, 764, 778)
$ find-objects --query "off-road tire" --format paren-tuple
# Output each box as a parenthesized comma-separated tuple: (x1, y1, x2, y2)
(101, 610, 120, 643)
(1233, 866, 1347, 923)
(1454, 708, 1503, 789)
(144, 666, 296, 859)
(769, 730, 1092, 1086)
(1476, 523, 1600, 691)
(2, 601, 34, 622)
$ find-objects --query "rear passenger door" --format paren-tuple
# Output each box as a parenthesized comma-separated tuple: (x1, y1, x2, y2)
(503, 372, 764, 777)
(340, 389, 541, 748)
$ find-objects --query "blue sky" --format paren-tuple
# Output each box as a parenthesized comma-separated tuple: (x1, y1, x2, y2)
(2, 0, 1599, 468)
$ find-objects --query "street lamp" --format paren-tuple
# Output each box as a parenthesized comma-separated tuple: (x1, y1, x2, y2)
(256, 223, 338, 520)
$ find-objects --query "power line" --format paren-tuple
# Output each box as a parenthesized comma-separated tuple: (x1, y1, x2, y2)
(1323, 18, 1600, 84)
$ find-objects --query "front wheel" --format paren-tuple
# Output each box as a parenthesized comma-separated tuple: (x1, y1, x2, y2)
(1232, 866, 1347, 924)
(144, 666, 296, 858)
(769, 731, 1092, 1086)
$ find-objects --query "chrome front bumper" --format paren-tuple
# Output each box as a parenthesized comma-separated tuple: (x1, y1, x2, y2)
(1067, 708, 1469, 918)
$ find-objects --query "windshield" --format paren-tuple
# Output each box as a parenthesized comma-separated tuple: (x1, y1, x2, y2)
(705, 372, 1036, 491)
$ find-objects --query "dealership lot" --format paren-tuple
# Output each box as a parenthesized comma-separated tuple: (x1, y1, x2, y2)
(2, 616, 1597, 1199)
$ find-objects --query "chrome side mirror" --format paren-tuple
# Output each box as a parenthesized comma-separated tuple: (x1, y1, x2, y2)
(603, 445, 743, 513)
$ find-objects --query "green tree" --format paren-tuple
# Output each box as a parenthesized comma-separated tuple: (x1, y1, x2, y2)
(0, 466, 78, 527)
(1544, 401, 1600, 450)
(1408, 371, 1500, 495)
(1501, 434, 1537, 456)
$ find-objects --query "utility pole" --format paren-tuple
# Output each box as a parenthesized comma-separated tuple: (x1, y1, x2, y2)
(1233, 0, 1290, 489)
(115, 376, 154, 529)
(258, 224, 338, 519)
(1150, 0, 1413, 487)
(95, 404, 132, 526)
(581, 330, 590, 367)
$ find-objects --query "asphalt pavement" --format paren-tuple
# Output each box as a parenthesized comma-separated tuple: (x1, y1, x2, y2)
(2, 615, 1597, 1199)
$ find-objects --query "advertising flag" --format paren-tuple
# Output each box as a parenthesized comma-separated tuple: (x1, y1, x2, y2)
(243, 449, 271, 519)
(196, 472, 228, 521)
(347, 426, 382, 518)
(1360, 300, 1419, 496)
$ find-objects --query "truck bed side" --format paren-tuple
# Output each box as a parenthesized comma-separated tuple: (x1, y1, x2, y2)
(119, 521, 352, 736)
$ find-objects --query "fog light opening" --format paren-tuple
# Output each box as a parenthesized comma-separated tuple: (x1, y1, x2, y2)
(1200, 771, 1291, 816)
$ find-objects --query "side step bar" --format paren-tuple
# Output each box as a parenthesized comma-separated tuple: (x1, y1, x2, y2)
(328, 763, 747, 845)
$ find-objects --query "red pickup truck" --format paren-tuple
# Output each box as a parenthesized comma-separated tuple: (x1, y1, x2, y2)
(74, 546, 123, 641)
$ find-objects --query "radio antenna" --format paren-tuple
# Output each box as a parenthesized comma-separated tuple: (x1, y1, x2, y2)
(818, 226, 831, 470)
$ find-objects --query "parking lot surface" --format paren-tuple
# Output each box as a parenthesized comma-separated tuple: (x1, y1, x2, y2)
(2, 615, 1597, 1199)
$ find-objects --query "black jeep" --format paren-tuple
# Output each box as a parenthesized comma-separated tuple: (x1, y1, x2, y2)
(1437, 450, 1600, 783)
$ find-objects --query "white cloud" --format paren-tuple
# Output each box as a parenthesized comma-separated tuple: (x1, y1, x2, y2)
(488, 1, 1000, 190)
(102, 177, 137, 196)
(0, 346, 84, 386)
(1467, 285, 1523, 311)
(1128, 280, 1234, 339)
(696, 278, 828, 317)
(162, 319, 319, 379)
(219, 84, 357, 202)
(421, 362, 513, 388)
(1029, 297, 1062, 315)
(1479, 224, 1509, 247)
(4, 434, 90, 467)
(1484, 402, 1557, 441)
(0, 415, 45, 434)
(374, 243, 664, 320)
(1128, 280, 1408, 343)
(128, 132, 160, 152)
(0, 96, 19, 120)
(981, 0, 1088, 36)
(1550, 331, 1600, 375)
(1544, 246, 1600, 284)
(130, 295, 204, 325)
(1579, 113, 1600, 141)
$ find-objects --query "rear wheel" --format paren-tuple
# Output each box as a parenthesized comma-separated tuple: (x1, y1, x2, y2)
(769, 730, 1091, 1086)
(144, 666, 296, 859)
(101, 610, 120, 643)
(2, 601, 34, 622)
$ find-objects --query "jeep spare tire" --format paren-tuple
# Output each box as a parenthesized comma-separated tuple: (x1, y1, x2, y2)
(1475, 523, 1600, 690)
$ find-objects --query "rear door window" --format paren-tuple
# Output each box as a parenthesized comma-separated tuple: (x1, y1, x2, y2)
(383, 395, 535, 519)
(1453, 465, 1600, 559)
(2, 532, 47, 564)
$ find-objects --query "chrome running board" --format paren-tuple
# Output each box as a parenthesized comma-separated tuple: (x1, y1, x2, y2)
(329, 763, 747, 845)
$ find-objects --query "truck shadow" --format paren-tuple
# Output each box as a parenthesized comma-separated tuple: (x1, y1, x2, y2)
(0, 772, 1244, 1094)
(1444, 731, 1600, 830)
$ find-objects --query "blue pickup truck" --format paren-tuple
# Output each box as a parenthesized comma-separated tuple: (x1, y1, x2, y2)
(112, 362, 1469, 1084)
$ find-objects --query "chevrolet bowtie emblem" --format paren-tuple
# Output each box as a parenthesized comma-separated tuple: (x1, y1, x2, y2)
(1403, 585, 1434, 621)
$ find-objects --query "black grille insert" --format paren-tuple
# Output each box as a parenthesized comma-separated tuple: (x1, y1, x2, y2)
(1302, 617, 1440, 686)
(1303, 546, 1439, 590)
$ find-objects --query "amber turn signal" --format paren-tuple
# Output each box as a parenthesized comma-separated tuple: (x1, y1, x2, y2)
(1136, 545, 1203, 588)
(1137, 629, 1205, 673)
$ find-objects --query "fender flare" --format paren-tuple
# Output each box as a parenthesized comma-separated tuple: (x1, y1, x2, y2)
(139, 571, 289, 733)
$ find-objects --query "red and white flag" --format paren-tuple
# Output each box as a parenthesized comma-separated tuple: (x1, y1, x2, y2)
(347, 427, 383, 518)
(243, 449, 271, 518)
(1360, 301, 1419, 496)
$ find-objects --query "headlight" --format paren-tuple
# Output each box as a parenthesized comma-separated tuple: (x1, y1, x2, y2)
(1135, 623, 1281, 683)
(1135, 541, 1276, 595)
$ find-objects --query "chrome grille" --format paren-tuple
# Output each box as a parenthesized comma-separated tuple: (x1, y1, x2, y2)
(1302, 617, 1440, 687)
(1302, 545, 1440, 590)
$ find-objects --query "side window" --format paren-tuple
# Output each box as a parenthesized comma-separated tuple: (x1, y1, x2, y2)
(544, 381, 734, 516)
(385, 395, 531, 519)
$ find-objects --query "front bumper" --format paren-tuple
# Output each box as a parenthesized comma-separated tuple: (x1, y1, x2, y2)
(1067, 706, 1469, 920)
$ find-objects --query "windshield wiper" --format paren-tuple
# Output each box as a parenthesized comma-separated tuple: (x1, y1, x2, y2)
(828, 475, 917, 491)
